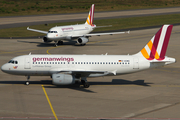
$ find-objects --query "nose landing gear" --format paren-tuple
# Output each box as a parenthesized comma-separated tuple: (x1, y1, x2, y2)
(54, 41, 63, 47)
(25, 76, 30, 85)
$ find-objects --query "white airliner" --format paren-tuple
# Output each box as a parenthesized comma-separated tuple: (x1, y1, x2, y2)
(27, 4, 129, 46)
(1, 25, 175, 88)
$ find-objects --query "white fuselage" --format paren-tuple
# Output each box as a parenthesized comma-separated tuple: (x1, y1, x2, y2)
(46, 24, 95, 41)
(1, 54, 175, 77)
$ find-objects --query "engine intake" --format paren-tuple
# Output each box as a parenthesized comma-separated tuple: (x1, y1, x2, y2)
(43, 37, 52, 43)
(77, 37, 89, 44)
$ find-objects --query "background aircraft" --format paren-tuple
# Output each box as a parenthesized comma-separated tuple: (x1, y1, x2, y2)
(1, 25, 175, 88)
(27, 4, 129, 46)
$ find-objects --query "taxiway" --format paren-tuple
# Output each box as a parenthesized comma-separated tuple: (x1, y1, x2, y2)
(0, 25, 180, 119)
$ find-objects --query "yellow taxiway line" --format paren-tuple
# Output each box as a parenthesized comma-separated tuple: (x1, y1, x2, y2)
(42, 85, 58, 120)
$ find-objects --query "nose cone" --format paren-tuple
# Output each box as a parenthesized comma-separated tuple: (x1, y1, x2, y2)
(1, 64, 8, 73)
(47, 33, 54, 40)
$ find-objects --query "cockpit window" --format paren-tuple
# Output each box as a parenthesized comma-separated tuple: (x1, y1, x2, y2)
(48, 31, 58, 33)
(8, 60, 13, 63)
(8, 60, 18, 64)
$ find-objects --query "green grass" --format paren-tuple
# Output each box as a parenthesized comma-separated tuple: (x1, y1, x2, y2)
(0, 0, 180, 16)
(1, 13, 180, 38)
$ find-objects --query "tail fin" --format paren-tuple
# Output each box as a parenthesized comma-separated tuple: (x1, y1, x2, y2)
(85, 4, 95, 26)
(139, 25, 173, 60)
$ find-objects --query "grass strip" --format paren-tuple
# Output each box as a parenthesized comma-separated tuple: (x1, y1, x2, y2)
(1, 13, 180, 38)
(1, 0, 180, 16)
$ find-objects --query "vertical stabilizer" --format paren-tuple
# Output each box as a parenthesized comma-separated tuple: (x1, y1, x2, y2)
(137, 25, 173, 61)
(85, 4, 95, 26)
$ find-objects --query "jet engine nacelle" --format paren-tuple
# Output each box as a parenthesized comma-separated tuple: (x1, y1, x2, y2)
(77, 37, 89, 44)
(52, 73, 76, 85)
(43, 37, 52, 43)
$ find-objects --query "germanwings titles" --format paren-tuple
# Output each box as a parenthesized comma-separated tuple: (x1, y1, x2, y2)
(27, 4, 129, 46)
(1, 25, 175, 88)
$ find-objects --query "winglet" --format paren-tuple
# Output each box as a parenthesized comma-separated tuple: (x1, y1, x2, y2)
(139, 25, 173, 61)
(85, 4, 95, 26)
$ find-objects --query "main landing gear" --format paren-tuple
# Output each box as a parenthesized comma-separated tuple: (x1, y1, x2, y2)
(54, 41, 63, 47)
(81, 77, 90, 88)
(25, 76, 30, 85)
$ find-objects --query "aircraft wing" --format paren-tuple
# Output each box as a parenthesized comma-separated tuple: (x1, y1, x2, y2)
(27, 27, 48, 34)
(86, 31, 130, 37)
(50, 68, 114, 77)
(71, 31, 130, 38)
(68, 70, 109, 77)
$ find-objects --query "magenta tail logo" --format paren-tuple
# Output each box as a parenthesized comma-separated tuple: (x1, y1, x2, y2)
(86, 4, 95, 26)
(141, 25, 173, 60)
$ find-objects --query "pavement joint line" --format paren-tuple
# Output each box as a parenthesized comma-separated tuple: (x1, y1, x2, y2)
(153, 68, 180, 73)
(123, 103, 172, 118)
(41, 85, 58, 120)
(0, 47, 50, 55)
(3, 84, 180, 87)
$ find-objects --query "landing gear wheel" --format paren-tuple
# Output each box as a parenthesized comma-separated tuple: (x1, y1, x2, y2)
(81, 80, 90, 88)
(25, 76, 30, 86)
(25, 81, 29, 85)
(81, 77, 89, 88)
(84, 82, 90, 88)
(58, 41, 63, 45)
(54, 44, 57, 47)
(81, 44, 86, 46)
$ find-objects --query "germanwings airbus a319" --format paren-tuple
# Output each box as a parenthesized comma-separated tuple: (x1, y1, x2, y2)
(1, 25, 175, 88)
(27, 4, 129, 46)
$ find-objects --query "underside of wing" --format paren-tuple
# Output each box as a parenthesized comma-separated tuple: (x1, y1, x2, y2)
(62, 70, 109, 77)
(85, 31, 130, 37)
(50, 68, 110, 77)
(71, 31, 130, 38)
(27, 27, 48, 34)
